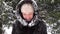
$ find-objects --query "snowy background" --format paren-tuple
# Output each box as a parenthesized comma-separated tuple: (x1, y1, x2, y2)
(0, 0, 60, 34)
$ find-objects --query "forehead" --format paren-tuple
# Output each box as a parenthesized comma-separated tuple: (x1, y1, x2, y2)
(21, 4, 34, 14)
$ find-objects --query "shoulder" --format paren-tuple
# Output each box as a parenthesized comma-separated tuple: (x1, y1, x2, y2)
(37, 19, 47, 29)
(12, 20, 23, 28)
(37, 20, 47, 34)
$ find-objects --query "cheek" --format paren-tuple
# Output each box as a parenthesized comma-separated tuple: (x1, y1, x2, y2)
(30, 15, 33, 18)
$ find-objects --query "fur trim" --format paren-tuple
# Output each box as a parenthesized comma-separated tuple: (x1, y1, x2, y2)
(17, 15, 39, 27)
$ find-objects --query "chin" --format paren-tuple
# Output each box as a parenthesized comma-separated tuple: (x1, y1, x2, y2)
(26, 19, 31, 21)
(27, 20, 30, 21)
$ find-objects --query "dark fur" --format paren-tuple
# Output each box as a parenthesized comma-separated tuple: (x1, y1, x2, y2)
(12, 20, 47, 34)
(12, 0, 47, 34)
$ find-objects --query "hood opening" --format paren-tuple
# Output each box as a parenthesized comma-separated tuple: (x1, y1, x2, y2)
(16, 0, 37, 20)
(15, 0, 41, 22)
(14, 0, 43, 27)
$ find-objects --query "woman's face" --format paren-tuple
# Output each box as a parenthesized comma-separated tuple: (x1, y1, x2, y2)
(21, 4, 34, 21)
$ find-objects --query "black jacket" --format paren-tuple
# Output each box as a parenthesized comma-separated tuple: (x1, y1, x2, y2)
(12, 0, 47, 34)
(12, 20, 47, 34)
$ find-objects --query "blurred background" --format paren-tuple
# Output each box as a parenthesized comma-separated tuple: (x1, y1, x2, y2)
(0, 0, 60, 34)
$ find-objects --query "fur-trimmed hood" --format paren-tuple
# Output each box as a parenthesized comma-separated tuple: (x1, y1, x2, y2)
(14, 0, 41, 27)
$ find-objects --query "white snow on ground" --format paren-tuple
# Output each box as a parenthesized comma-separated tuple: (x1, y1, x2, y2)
(2, 25, 13, 34)
(46, 23, 53, 34)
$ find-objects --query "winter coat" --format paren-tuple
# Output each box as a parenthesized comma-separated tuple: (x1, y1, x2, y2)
(12, 0, 47, 34)
(12, 19, 47, 34)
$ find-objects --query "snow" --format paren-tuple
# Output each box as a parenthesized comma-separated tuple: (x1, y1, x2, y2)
(2, 25, 13, 34)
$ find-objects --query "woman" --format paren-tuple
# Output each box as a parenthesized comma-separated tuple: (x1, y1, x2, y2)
(12, 0, 47, 34)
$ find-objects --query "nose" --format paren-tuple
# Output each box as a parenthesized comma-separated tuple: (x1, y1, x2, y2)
(26, 15, 30, 20)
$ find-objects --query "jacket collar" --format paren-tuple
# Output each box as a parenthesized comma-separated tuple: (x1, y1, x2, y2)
(17, 15, 39, 27)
